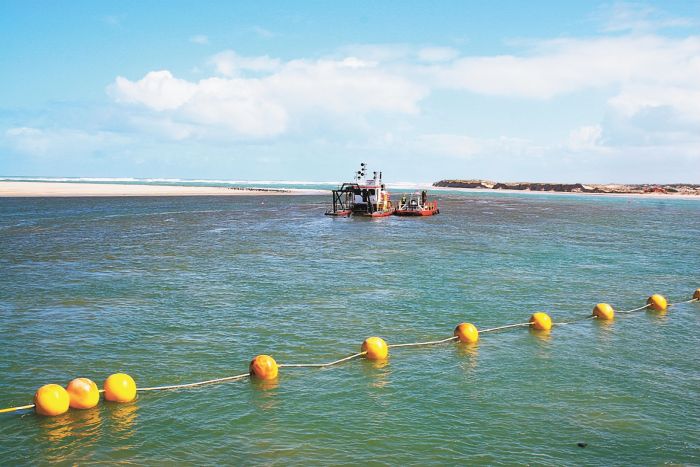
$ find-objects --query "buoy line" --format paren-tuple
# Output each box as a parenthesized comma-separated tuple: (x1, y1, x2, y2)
(2, 291, 698, 417)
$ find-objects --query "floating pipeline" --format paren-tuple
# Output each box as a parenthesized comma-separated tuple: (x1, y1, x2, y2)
(1, 291, 699, 418)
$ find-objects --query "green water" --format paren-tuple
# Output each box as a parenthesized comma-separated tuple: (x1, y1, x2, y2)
(1, 193, 698, 465)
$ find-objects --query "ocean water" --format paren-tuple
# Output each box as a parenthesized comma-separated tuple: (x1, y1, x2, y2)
(0, 192, 698, 465)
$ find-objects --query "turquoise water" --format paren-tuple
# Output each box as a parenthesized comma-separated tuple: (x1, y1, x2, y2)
(0, 193, 698, 465)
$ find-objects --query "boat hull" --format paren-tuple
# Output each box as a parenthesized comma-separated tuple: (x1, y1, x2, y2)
(325, 209, 352, 217)
(394, 208, 439, 216)
(357, 209, 395, 218)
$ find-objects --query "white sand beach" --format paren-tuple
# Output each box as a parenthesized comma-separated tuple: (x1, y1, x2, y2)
(0, 182, 324, 197)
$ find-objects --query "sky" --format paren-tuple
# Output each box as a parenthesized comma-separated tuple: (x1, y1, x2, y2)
(1, 1, 699, 183)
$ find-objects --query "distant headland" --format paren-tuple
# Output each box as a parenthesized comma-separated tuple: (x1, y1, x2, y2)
(433, 180, 700, 196)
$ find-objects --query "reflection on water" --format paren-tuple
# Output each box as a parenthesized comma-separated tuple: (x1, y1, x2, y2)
(107, 402, 138, 439)
(69, 407, 102, 441)
(455, 342, 479, 358)
(250, 377, 279, 392)
(361, 359, 391, 389)
(593, 318, 616, 342)
(251, 378, 280, 412)
(40, 413, 75, 443)
(646, 309, 669, 319)
(530, 328, 552, 361)
(39, 408, 103, 463)
(529, 328, 552, 343)
(249, 377, 280, 391)
(454, 343, 479, 373)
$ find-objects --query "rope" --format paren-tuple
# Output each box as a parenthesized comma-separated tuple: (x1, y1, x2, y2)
(388, 336, 458, 348)
(555, 316, 597, 325)
(137, 373, 250, 392)
(617, 304, 650, 314)
(671, 298, 699, 305)
(481, 322, 531, 333)
(0, 404, 34, 414)
(2, 295, 697, 414)
(279, 352, 366, 368)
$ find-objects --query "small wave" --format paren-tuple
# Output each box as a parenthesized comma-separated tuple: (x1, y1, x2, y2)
(101, 209, 225, 219)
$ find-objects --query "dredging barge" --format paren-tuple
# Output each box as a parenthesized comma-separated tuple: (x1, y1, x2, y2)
(394, 191, 439, 216)
(325, 163, 438, 217)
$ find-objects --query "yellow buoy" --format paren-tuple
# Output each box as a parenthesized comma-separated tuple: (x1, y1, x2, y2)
(104, 373, 137, 402)
(529, 312, 552, 331)
(453, 323, 479, 344)
(66, 377, 100, 409)
(647, 294, 668, 312)
(693, 288, 700, 301)
(249, 355, 279, 380)
(592, 303, 615, 320)
(34, 384, 70, 416)
(361, 337, 389, 360)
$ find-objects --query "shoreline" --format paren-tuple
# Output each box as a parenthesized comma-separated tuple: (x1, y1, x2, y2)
(429, 186, 700, 200)
(1, 181, 698, 200)
(433, 179, 700, 197)
(0, 181, 325, 197)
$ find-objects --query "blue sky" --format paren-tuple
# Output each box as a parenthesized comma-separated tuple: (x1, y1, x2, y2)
(1, 1, 699, 183)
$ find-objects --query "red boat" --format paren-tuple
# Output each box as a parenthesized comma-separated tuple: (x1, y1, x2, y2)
(394, 191, 439, 216)
(325, 163, 395, 217)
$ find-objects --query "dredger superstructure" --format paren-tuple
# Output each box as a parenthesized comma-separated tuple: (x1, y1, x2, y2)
(325, 163, 395, 217)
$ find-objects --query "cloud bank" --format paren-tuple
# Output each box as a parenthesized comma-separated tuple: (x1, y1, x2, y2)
(107, 33, 700, 163)
(109, 55, 427, 139)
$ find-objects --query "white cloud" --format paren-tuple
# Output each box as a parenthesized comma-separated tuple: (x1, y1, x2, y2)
(429, 32, 700, 166)
(338, 44, 413, 62)
(568, 125, 605, 151)
(596, 2, 694, 33)
(104, 32, 700, 181)
(413, 133, 483, 158)
(210, 50, 281, 76)
(608, 84, 700, 123)
(190, 35, 209, 45)
(125, 116, 199, 141)
(181, 77, 288, 137)
(417, 46, 459, 62)
(110, 71, 197, 111)
(110, 54, 427, 138)
(409, 133, 544, 160)
(5, 127, 49, 154)
(5, 127, 128, 156)
(251, 26, 275, 39)
(434, 35, 700, 99)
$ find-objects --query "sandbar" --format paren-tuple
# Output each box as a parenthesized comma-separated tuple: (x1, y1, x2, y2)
(0, 181, 323, 197)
